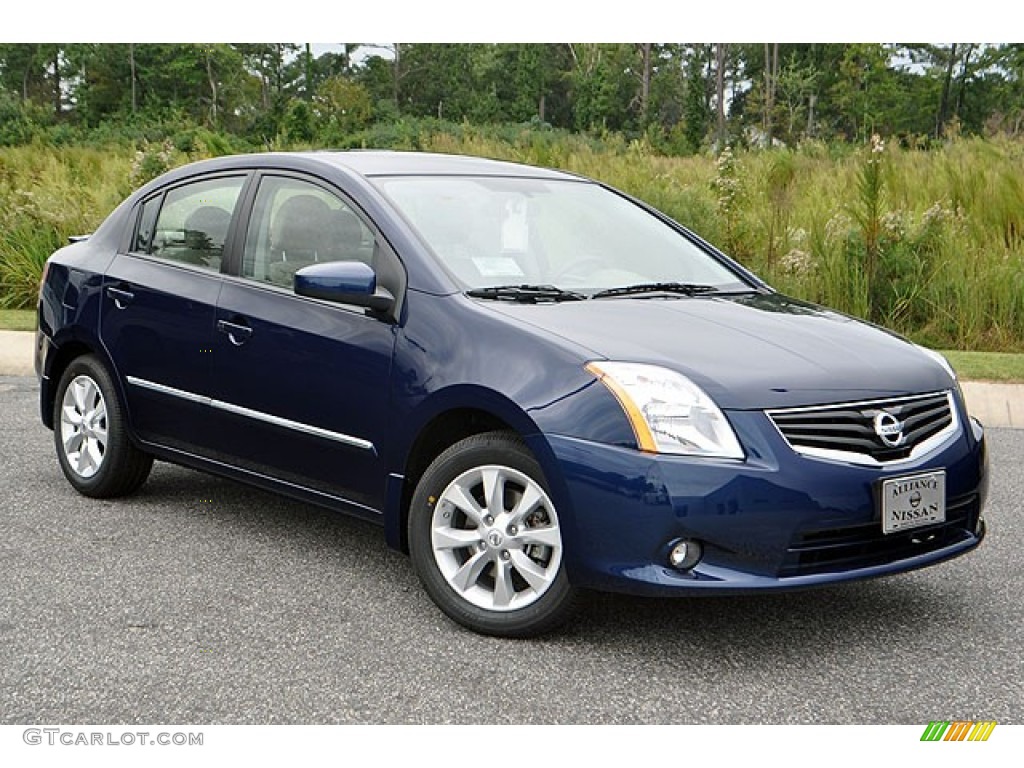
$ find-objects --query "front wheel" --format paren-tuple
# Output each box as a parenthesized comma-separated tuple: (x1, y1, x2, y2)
(53, 354, 153, 498)
(409, 432, 578, 637)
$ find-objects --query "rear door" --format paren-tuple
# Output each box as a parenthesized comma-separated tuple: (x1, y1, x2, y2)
(100, 174, 247, 452)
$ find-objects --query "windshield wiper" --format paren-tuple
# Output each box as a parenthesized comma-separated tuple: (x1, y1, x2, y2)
(466, 284, 588, 303)
(591, 282, 719, 299)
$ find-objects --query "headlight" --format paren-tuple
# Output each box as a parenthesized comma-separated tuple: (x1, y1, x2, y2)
(586, 361, 744, 459)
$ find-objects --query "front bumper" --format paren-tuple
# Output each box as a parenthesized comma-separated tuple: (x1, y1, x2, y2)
(546, 409, 987, 596)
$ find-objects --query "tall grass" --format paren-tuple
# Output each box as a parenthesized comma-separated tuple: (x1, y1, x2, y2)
(0, 144, 137, 307)
(2, 130, 1022, 351)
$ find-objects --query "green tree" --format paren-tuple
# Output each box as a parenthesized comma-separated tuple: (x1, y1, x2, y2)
(774, 55, 818, 143)
(0, 43, 63, 116)
(485, 44, 572, 125)
(647, 44, 687, 132)
(354, 50, 396, 112)
(400, 44, 490, 120)
(682, 45, 712, 151)
(830, 44, 899, 140)
(284, 98, 315, 142)
(315, 76, 373, 137)
(567, 43, 636, 132)
(63, 44, 130, 123)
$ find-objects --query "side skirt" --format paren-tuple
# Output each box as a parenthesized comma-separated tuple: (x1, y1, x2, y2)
(137, 439, 387, 528)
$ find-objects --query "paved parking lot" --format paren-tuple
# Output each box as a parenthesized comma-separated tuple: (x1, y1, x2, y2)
(1, 374, 1021, 724)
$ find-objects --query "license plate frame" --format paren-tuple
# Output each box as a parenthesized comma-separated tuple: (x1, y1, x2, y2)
(880, 470, 946, 535)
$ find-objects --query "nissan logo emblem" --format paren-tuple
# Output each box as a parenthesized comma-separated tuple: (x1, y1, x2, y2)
(873, 411, 905, 448)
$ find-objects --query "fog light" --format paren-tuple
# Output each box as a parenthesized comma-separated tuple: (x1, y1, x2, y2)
(975, 516, 986, 536)
(668, 539, 703, 571)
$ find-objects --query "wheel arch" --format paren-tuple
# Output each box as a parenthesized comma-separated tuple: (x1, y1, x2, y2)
(49, 343, 154, 497)
(385, 387, 571, 555)
(40, 330, 122, 431)
(406, 429, 578, 635)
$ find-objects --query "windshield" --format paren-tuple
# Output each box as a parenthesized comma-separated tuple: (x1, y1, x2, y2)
(371, 176, 750, 294)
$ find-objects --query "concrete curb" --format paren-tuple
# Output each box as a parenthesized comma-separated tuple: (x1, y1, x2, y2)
(0, 330, 34, 377)
(1, 330, 1021, 429)
(959, 381, 1021, 429)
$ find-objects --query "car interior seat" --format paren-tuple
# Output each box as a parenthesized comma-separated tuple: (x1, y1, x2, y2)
(182, 206, 232, 269)
(268, 194, 333, 287)
(325, 209, 370, 264)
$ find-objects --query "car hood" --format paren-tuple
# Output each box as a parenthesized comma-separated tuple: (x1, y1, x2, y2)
(483, 292, 953, 410)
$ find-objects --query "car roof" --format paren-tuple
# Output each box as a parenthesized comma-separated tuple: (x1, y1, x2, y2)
(137, 151, 585, 199)
(298, 150, 581, 180)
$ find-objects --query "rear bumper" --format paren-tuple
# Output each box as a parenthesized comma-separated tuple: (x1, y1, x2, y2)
(35, 326, 57, 429)
(547, 409, 987, 596)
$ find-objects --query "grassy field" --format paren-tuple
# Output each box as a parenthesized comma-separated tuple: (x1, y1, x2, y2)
(943, 350, 1024, 382)
(2, 130, 1023, 353)
(0, 309, 35, 331)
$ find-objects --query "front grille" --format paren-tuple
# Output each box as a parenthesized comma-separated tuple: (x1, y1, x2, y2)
(767, 391, 955, 463)
(778, 493, 977, 577)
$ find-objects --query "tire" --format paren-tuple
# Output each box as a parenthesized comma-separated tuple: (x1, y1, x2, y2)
(53, 354, 153, 498)
(409, 431, 578, 637)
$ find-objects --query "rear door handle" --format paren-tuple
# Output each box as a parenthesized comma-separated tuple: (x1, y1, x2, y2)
(106, 285, 135, 309)
(217, 318, 253, 346)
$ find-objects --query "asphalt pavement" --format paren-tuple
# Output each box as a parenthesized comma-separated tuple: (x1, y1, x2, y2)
(1, 374, 1021, 724)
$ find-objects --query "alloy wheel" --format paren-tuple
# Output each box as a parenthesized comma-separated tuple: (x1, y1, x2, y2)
(430, 464, 563, 612)
(59, 374, 108, 479)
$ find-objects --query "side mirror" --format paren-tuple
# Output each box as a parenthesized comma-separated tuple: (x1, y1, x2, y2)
(294, 261, 394, 313)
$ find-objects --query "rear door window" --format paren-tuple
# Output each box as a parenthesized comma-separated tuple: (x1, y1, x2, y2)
(146, 176, 245, 272)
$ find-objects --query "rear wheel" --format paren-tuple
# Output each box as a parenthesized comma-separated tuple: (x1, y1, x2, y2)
(409, 432, 578, 637)
(54, 355, 153, 498)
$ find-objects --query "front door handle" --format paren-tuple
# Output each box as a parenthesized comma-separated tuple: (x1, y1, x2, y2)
(106, 285, 135, 309)
(217, 318, 253, 346)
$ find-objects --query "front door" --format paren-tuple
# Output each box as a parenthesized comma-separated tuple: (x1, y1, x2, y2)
(206, 174, 397, 513)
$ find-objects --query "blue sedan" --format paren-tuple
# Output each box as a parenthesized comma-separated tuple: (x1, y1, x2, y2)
(36, 151, 988, 636)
